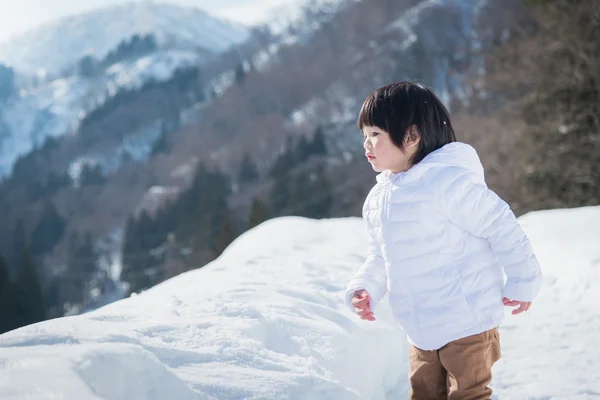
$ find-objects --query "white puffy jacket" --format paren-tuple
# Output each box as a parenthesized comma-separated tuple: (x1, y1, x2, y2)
(345, 142, 542, 350)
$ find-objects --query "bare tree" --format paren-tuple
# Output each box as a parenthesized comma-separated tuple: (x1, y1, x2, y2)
(480, 0, 600, 210)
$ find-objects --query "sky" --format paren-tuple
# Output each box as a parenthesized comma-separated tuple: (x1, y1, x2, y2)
(0, 0, 295, 43)
(0, 206, 599, 398)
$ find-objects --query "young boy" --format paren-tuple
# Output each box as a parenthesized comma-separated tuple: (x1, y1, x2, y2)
(345, 82, 542, 399)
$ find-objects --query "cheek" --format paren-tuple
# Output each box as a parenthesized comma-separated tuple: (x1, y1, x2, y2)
(373, 141, 389, 156)
(373, 140, 383, 152)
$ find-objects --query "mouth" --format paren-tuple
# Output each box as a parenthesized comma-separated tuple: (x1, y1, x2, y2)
(366, 154, 375, 161)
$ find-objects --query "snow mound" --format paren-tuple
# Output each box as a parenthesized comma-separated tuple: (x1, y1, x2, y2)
(1, 206, 599, 399)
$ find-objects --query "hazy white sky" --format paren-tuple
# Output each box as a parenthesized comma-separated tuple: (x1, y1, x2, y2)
(0, 0, 295, 43)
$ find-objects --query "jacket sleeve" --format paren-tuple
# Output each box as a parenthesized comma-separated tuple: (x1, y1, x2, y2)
(439, 171, 542, 302)
(344, 213, 388, 314)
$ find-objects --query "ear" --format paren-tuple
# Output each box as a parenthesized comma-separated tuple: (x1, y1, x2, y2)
(404, 125, 421, 148)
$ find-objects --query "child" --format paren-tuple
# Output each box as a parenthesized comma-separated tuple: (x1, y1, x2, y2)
(345, 82, 542, 399)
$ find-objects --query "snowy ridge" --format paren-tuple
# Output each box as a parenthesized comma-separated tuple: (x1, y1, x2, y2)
(1, 206, 600, 399)
(0, 2, 248, 76)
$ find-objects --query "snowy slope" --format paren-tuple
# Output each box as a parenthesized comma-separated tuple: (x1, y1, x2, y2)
(0, 49, 201, 177)
(0, 2, 248, 76)
(1, 206, 599, 399)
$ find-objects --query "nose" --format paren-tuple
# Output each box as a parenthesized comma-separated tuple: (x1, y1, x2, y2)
(363, 137, 371, 150)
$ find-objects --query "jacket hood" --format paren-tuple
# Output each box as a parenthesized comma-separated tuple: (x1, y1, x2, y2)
(376, 142, 484, 184)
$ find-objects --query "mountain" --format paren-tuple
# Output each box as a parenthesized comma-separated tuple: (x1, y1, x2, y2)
(0, 2, 249, 76)
(0, 0, 491, 315)
(0, 2, 250, 178)
(2, 0, 586, 331)
(0, 49, 203, 177)
(0, 206, 599, 398)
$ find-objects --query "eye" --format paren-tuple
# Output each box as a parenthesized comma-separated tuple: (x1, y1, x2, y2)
(371, 131, 380, 137)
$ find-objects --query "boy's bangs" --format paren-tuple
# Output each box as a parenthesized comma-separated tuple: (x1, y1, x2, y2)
(357, 94, 389, 132)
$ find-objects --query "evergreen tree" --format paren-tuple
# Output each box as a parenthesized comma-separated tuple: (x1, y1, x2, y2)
(0, 63, 15, 102)
(120, 216, 138, 291)
(30, 201, 66, 256)
(14, 250, 46, 327)
(64, 232, 97, 306)
(238, 153, 259, 183)
(119, 163, 236, 283)
(78, 54, 96, 77)
(11, 219, 26, 273)
(151, 122, 171, 157)
(289, 171, 311, 217)
(142, 34, 158, 53)
(305, 164, 333, 219)
(212, 212, 237, 257)
(120, 150, 135, 166)
(130, 34, 142, 53)
(269, 138, 296, 179)
(80, 164, 106, 186)
(44, 171, 72, 194)
(269, 173, 291, 217)
(206, 188, 233, 255)
(170, 162, 234, 266)
(248, 197, 268, 229)
(121, 211, 161, 295)
(44, 276, 64, 319)
(0, 255, 16, 334)
(311, 126, 327, 156)
(234, 62, 246, 85)
(295, 135, 312, 163)
(40, 136, 60, 154)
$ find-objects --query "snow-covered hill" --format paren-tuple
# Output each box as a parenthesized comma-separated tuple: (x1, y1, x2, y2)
(1, 206, 599, 399)
(0, 2, 248, 76)
(0, 49, 201, 177)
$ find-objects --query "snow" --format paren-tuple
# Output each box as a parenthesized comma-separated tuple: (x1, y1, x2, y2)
(67, 118, 166, 180)
(0, 205, 599, 399)
(135, 185, 181, 217)
(492, 206, 600, 398)
(105, 50, 200, 94)
(0, 50, 196, 178)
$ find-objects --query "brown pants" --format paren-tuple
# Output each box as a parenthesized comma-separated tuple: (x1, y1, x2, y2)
(408, 328, 501, 400)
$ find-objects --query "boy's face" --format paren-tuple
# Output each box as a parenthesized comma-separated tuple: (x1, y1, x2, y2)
(362, 125, 417, 174)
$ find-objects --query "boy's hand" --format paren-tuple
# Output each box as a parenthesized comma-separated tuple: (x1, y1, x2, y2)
(352, 289, 376, 321)
(503, 297, 532, 315)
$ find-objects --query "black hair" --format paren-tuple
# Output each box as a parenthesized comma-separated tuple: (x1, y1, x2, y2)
(357, 81, 456, 165)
